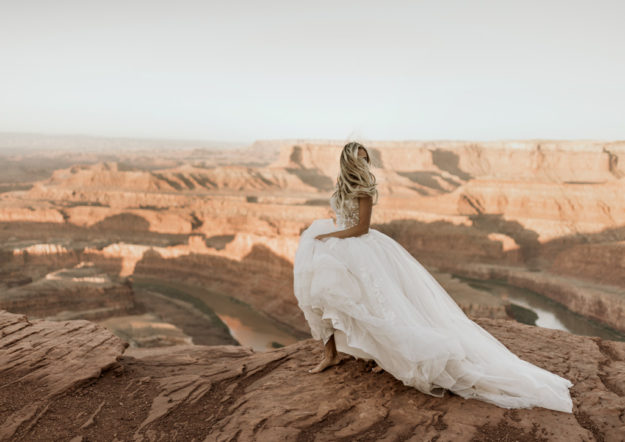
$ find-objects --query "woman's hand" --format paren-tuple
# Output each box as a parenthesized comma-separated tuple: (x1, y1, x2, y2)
(315, 233, 331, 241)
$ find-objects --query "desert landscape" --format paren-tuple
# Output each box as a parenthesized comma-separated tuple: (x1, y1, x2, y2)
(2, 134, 625, 440)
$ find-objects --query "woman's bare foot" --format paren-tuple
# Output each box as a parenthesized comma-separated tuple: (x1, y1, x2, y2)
(308, 355, 341, 373)
(372, 365, 384, 373)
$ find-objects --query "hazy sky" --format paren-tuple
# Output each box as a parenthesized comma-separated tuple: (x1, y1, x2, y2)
(1, 0, 624, 142)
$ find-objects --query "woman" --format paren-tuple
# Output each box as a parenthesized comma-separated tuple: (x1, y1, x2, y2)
(292, 141, 574, 413)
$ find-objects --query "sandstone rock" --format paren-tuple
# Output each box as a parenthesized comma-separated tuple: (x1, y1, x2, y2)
(550, 240, 625, 287)
(0, 207, 65, 223)
(0, 263, 135, 321)
(0, 310, 127, 441)
(1, 311, 624, 441)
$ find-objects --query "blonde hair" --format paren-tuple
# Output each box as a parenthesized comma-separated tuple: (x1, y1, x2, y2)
(330, 142, 379, 212)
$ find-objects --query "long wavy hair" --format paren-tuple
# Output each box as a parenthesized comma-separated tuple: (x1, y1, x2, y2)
(330, 142, 379, 212)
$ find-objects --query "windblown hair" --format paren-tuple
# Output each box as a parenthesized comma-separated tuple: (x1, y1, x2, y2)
(330, 142, 379, 212)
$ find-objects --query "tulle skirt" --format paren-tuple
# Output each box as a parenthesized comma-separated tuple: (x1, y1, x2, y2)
(293, 219, 574, 413)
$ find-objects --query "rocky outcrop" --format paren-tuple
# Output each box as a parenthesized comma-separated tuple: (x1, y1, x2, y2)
(31, 160, 322, 197)
(0, 263, 135, 321)
(273, 140, 625, 183)
(0, 310, 127, 441)
(0, 207, 66, 223)
(1, 310, 624, 441)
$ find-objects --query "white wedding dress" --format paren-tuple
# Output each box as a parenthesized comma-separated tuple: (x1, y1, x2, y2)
(293, 195, 574, 413)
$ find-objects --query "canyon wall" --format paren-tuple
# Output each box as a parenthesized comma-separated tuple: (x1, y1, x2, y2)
(1, 139, 624, 339)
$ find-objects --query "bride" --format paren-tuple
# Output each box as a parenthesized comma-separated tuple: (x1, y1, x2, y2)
(293, 141, 574, 413)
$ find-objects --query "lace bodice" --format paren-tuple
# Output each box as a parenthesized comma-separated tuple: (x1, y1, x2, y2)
(330, 195, 360, 229)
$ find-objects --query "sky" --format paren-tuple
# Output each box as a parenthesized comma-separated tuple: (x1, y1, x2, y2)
(1, 0, 624, 143)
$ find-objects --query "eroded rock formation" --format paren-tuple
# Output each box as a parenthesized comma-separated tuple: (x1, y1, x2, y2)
(2, 139, 625, 348)
(1, 310, 624, 441)
(0, 263, 135, 320)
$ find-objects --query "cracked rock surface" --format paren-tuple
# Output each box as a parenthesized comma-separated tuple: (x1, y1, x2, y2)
(1, 310, 624, 441)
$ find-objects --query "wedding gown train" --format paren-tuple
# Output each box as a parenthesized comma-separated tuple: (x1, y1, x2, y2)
(293, 196, 574, 413)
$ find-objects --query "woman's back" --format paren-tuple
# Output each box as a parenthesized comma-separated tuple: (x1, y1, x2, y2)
(330, 194, 360, 229)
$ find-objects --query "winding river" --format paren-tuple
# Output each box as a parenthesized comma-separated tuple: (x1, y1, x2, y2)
(453, 275, 625, 342)
(132, 274, 625, 353)
(133, 277, 301, 351)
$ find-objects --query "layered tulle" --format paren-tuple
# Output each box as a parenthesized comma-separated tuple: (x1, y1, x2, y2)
(293, 218, 574, 413)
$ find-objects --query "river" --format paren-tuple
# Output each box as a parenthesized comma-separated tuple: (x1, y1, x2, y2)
(453, 275, 625, 342)
(132, 274, 625, 353)
(133, 277, 301, 351)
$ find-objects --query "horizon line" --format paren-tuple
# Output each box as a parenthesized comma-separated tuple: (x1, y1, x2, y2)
(1, 131, 623, 146)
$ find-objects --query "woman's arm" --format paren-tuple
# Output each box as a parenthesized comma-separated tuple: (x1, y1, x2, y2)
(316, 195, 372, 240)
